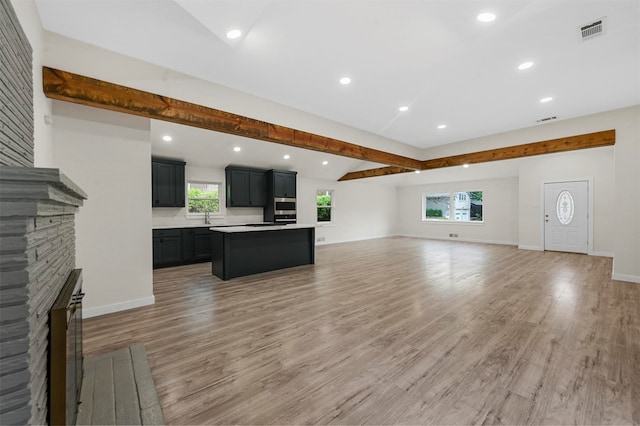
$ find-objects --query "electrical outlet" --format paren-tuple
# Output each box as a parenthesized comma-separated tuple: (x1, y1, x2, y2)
(316, 237, 325, 242)
(449, 233, 458, 238)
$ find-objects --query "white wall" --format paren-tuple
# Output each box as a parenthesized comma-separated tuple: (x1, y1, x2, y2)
(414, 105, 639, 282)
(396, 177, 519, 245)
(10, 0, 54, 167)
(51, 102, 154, 317)
(298, 177, 397, 245)
(518, 147, 614, 254)
(611, 107, 640, 282)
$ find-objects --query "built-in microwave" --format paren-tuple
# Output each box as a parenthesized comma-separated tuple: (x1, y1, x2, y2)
(274, 197, 296, 212)
(273, 197, 296, 223)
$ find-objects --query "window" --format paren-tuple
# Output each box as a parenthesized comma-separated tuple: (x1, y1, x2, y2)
(425, 192, 450, 220)
(423, 191, 483, 222)
(317, 190, 333, 223)
(187, 182, 220, 214)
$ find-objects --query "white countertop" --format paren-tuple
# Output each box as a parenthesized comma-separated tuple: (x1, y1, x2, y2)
(153, 222, 266, 230)
(209, 223, 315, 233)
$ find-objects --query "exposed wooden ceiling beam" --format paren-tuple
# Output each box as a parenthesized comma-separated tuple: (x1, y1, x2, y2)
(338, 166, 414, 181)
(42, 67, 424, 170)
(338, 129, 616, 181)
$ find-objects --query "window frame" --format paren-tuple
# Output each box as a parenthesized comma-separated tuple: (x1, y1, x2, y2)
(316, 189, 334, 224)
(422, 190, 484, 224)
(186, 181, 222, 217)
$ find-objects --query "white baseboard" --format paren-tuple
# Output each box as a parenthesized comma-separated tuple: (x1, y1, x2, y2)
(518, 245, 543, 251)
(591, 251, 614, 258)
(399, 233, 517, 246)
(83, 295, 155, 318)
(316, 234, 393, 246)
(611, 273, 640, 284)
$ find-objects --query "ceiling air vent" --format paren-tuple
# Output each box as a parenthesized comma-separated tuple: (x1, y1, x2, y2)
(536, 116, 557, 123)
(579, 18, 605, 41)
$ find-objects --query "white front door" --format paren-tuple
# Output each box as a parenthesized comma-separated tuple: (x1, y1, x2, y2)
(544, 181, 588, 254)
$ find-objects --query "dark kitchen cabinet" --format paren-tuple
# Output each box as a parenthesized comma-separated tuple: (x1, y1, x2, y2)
(225, 166, 267, 207)
(152, 158, 185, 207)
(182, 229, 195, 261)
(264, 169, 297, 223)
(193, 228, 213, 261)
(154, 227, 212, 269)
(272, 170, 297, 198)
(182, 227, 213, 262)
(152, 229, 183, 267)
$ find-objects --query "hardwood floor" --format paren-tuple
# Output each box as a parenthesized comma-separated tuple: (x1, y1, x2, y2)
(83, 237, 640, 425)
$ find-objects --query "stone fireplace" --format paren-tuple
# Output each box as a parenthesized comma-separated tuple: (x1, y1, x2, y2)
(0, 0, 87, 423)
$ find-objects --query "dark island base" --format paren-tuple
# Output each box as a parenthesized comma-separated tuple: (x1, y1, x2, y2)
(211, 227, 315, 280)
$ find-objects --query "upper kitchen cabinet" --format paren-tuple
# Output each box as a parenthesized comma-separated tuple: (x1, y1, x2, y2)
(152, 158, 186, 207)
(225, 166, 267, 207)
(271, 170, 297, 198)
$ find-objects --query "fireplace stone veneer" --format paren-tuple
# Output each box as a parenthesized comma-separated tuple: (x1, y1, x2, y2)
(0, 166, 86, 425)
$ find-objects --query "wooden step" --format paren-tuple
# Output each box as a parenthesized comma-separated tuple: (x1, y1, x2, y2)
(77, 344, 164, 425)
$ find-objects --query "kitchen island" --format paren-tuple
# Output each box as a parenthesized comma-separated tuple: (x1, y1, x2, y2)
(209, 224, 315, 280)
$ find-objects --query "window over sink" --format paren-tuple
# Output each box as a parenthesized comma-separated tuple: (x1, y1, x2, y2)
(187, 182, 220, 215)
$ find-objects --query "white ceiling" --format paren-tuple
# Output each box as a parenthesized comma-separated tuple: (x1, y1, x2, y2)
(35, 0, 639, 182)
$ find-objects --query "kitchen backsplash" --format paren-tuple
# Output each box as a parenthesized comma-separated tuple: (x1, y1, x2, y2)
(152, 206, 264, 227)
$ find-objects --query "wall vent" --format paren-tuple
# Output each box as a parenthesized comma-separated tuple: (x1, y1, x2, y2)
(536, 116, 557, 123)
(580, 18, 605, 41)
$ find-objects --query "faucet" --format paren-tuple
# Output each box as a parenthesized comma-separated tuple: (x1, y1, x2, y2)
(204, 211, 211, 224)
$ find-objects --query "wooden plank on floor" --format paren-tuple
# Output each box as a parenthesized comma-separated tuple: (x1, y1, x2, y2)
(130, 344, 154, 409)
(89, 346, 130, 362)
(141, 405, 165, 426)
(77, 358, 95, 425)
(113, 349, 141, 425)
(91, 358, 115, 425)
(131, 344, 166, 425)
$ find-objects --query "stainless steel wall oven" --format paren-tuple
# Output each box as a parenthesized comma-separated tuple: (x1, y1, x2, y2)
(273, 197, 296, 223)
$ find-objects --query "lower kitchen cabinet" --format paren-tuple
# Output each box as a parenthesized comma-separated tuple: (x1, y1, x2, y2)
(193, 229, 213, 260)
(153, 229, 183, 267)
(153, 227, 212, 268)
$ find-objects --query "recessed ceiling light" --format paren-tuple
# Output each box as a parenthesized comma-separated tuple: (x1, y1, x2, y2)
(226, 29, 242, 39)
(437, 124, 447, 129)
(283, 154, 290, 160)
(463, 164, 470, 168)
(322, 160, 328, 165)
(339, 77, 351, 85)
(398, 106, 409, 112)
(477, 12, 496, 22)
(540, 97, 553, 103)
(233, 146, 241, 152)
(162, 135, 172, 142)
(414, 170, 421, 174)
(518, 61, 534, 70)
